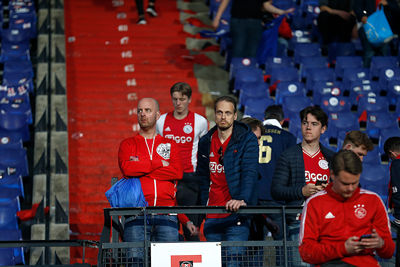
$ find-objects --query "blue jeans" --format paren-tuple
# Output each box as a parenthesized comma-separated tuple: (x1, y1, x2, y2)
(123, 214, 178, 266)
(204, 215, 250, 267)
(230, 18, 263, 58)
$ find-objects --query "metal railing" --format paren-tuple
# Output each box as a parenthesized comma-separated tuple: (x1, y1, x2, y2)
(99, 206, 306, 267)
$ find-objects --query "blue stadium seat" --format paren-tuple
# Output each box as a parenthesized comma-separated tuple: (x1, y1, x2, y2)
(305, 67, 336, 92)
(363, 146, 382, 165)
(341, 67, 370, 89)
(328, 42, 356, 62)
(370, 56, 398, 79)
(357, 96, 389, 116)
(319, 96, 352, 114)
(0, 129, 23, 149)
(269, 66, 299, 84)
(0, 197, 20, 230)
(327, 111, 360, 140)
(293, 42, 321, 65)
(0, 40, 31, 62)
(234, 67, 264, 93)
(0, 92, 32, 124)
(378, 67, 400, 92)
(360, 163, 389, 197)
(275, 81, 306, 105)
(312, 81, 343, 105)
(0, 147, 29, 177)
(244, 97, 275, 120)
(0, 229, 24, 265)
(348, 81, 380, 105)
(239, 81, 269, 109)
(299, 56, 328, 79)
(229, 57, 257, 80)
(264, 56, 294, 76)
(0, 173, 24, 198)
(335, 56, 363, 79)
(0, 112, 30, 143)
(282, 95, 312, 120)
(365, 112, 398, 139)
(4, 60, 34, 79)
(288, 114, 301, 138)
(386, 80, 400, 106)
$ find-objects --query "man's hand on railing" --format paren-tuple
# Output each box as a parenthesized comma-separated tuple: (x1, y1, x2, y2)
(225, 199, 247, 212)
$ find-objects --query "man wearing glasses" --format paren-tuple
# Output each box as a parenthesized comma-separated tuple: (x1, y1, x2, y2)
(196, 95, 259, 266)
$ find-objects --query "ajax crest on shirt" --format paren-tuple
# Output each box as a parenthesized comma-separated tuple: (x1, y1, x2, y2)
(157, 143, 171, 160)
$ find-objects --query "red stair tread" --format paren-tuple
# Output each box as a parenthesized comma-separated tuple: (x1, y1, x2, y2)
(65, 0, 206, 264)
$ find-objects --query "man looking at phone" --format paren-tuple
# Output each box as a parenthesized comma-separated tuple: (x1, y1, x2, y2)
(299, 150, 395, 266)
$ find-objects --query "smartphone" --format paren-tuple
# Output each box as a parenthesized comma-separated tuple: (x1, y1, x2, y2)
(359, 234, 372, 241)
(315, 180, 327, 186)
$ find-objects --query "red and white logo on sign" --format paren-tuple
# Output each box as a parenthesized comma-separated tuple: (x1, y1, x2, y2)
(171, 255, 202, 267)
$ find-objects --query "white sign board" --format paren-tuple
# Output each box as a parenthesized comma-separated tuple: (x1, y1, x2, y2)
(151, 242, 221, 267)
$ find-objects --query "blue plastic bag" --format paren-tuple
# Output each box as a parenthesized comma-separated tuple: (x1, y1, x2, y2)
(364, 7, 394, 45)
(105, 178, 148, 208)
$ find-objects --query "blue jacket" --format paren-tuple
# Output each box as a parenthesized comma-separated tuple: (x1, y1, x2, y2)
(196, 121, 259, 206)
(271, 143, 335, 206)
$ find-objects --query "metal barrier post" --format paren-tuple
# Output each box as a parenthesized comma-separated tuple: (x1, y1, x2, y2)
(282, 206, 288, 267)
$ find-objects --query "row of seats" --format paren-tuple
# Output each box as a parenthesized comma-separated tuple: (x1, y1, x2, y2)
(0, 0, 37, 265)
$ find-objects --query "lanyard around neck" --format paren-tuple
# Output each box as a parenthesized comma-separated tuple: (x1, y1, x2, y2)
(145, 136, 155, 160)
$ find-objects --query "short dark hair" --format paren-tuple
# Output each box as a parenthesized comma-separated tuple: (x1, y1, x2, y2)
(300, 106, 328, 127)
(214, 95, 237, 113)
(343, 131, 374, 151)
(330, 150, 363, 176)
(265, 105, 284, 121)
(384, 137, 400, 156)
(170, 82, 192, 98)
(240, 117, 265, 135)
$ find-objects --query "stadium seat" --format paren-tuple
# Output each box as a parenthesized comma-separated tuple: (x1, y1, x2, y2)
(0, 129, 23, 149)
(0, 173, 24, 198)
(229, 57, 257, 80)
(299, 56, 329, 79)
(312, 81, 343, 105)
(360, 163, 389, 197)
(328, 42, 356, 62)
(305, 67, 336, 92)
(0, 112, 30, 142)
(319, 96, 352, 114)
(244, 97, 275, 120)
(0, 40, 31, 62)
(269, 66, 299, 84)
(370, 56, 398, 79)
(357, 96, 389, 116)
(348, 81, 380, 105)
(341, 67, 370, 89)
(293, 42, 321, 65)
(275, 81, 306, 105)
(264, 56, 294, 76)
(386, 80, 400, 106)
(327, 111, 360, 141)
(282, 95, 312, 120)
(378, 67, 400, 92)
(363, 146, 382, 165)
(234, 67, 264, 93)
(0, 92, 32, 124)
(335, 56, 363, 80)
(0, 198, 20, 230)
(238, 81, 269, 109)
(0, 147, 29, 177)
(0, 229, 24, 265)
(365, 111, 398, 139)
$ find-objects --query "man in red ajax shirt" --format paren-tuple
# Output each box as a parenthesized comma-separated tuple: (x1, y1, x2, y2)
(157, 82, 208, 240)
(118, 97, 183, 264)
(299, 150, 395, 266)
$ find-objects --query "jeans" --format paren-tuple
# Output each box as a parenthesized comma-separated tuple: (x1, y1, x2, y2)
(230, 18, 263, 58)
(204, 215, 250, 267)
(123, 214, 178, 266)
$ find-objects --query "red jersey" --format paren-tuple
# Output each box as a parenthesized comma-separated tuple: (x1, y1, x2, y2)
(299, 184, 395, 266)
(207, 131, 232, 218)
(157, 111, 208, 172)
(118, 134, 183, 206)
(303, 149, 330, 185)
